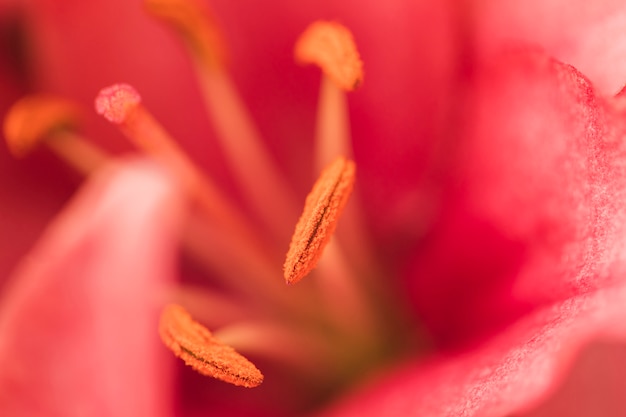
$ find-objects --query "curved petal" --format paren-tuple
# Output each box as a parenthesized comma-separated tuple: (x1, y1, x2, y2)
(521, 341, 626, 417)
(320, 282, 626, 417)
(477, 0, 626, 94)
(406, 49, 626, 347)
(0, 158, 183, 417)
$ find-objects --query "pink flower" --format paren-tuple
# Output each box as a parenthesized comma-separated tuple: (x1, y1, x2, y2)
(3, 0, 626, 416)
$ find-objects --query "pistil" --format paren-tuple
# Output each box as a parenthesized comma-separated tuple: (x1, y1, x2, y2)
(95, 83, 301, 311)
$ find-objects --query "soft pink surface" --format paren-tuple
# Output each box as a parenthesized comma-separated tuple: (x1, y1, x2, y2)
(322, 282, 626, 417)
(0, 159, 183, 417)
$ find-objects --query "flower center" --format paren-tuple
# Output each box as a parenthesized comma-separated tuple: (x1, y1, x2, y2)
(3, 0, 418, 411)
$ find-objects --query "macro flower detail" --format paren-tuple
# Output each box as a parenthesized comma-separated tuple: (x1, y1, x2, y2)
(295, 20, 364, 92)
(284, 156, 356, 285)
(159, 304, 264, 388)
(3, 0, 400, 404)
(3, 0, 626, 417)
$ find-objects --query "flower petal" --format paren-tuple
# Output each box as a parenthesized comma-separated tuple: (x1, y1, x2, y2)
(477, 0, 626, 94)
(0, 158, 183, 417)
(321, 282, 626, 417)
(406, 49, 626, 347)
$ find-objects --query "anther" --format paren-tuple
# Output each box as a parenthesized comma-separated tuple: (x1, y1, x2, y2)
(159, 304, 264, 388)
(144, 0, 225, 68)
(3, 95, 109, 174)
(296, 21, 376, 273)
(284, 156, 356, 284)
(295, 21, 364, 92)
(4, 95, 80, 157)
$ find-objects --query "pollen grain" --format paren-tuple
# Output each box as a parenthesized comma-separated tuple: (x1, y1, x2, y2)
(159, 304, 264, 388)
(284, 156, 356, 284)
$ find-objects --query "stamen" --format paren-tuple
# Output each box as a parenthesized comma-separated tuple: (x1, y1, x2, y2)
(284, 156, 356, 284)
(214, 321, 334, 376)
(95, 84, 296, 311)
(146, 0, 298, 241)
(94, 84, 262, 257)
(144, 0, 225, 68)
(295, 21, 364, 92)
(159, 304, 263, 388)
(295, 22, 377, 275)
(3, 95, 109, 174)
(314, 74, 352, 172)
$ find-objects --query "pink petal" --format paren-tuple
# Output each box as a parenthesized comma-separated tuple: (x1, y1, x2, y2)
(521, 341, 626, 417)
(477, 0, 626, 94)
(406, 49, 626, 347)
(321, 282, 626, 417)
(0, 158, 183, 417)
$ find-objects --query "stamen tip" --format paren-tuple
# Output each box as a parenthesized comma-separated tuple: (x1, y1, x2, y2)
(144, 0, 225, 67)
(295, 21, 364, 92)
(3, 95, 80, 157)
(159, 304, 264, 388)
(284, 156, 356, 284)
(95, 83, 142, 124)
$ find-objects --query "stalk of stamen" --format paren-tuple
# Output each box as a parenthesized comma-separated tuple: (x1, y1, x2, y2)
(95, 84, 313, 314)
(314, 75, 352, 172)
(296, 21, 377, 274)
(214, 320, 336, 377)
(45, 131, 110, 175)
(145, 0, 299, 243)
(314, 239, 377, 338)
(3, 95, 109, 176)
(165, 284, 252, 329)
(183, 214, 315, 315)
(94, 84, 277, 271)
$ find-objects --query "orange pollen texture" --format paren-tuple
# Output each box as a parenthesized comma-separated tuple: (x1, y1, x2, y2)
(95, 84, 142, 124)
(144, 0, 225, 67)
(295, 21, 364, 91)
(284, 156, 356, 284)
(3, 95, 81, 157)
(159, 304, 264, 388)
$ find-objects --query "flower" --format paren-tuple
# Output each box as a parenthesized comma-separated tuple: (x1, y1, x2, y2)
(3, 0, 626, 416)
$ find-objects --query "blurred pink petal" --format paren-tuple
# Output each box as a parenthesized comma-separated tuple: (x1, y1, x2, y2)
(407, 48, 626, 347)
(322, 282, 626, 417)
(478, 0, 626, 94)
(0, 158, 183, 417)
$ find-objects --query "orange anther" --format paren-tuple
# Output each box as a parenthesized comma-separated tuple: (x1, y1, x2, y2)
(284, 156, 356, 284)
(145, 0, 225, 68)
(3, 95, 81, 157)
(159, 304, 264, 388)
(295, 21, 364, 91)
